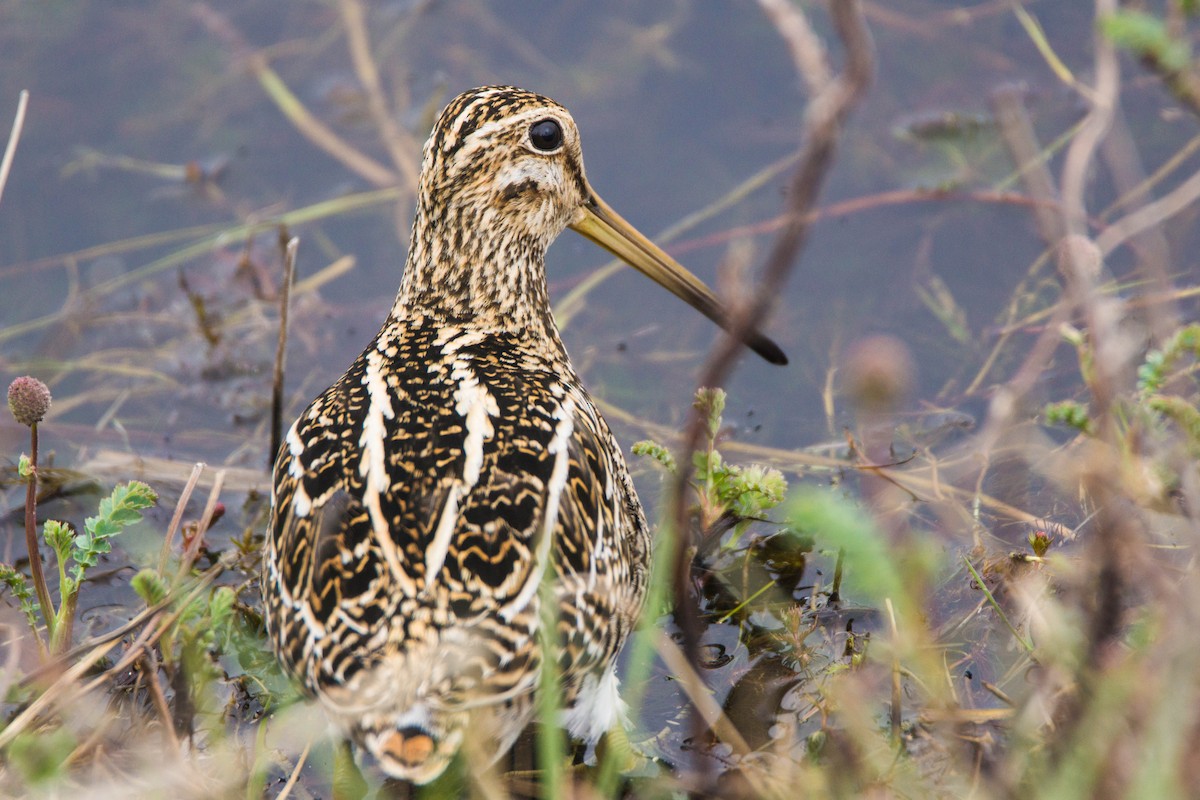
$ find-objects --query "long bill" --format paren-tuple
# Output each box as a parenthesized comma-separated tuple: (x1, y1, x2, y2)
(569, 191, 788, 366)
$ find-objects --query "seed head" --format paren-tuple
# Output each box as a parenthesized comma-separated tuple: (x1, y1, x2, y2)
(7, 376, 52, 427)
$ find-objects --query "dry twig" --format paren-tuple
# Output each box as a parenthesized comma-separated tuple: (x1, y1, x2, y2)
(270, 235, 299, 469)
(666, 0, 874, 784)
(0, 89, 29, 208)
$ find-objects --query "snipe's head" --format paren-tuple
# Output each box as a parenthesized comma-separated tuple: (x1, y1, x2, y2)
(416, 86, 588, 249)
(399, 85, 786, 365)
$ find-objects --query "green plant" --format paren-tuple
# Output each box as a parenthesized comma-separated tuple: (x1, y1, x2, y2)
(0, 479, 157, 653)
(3, 375, 159, 653)
(1046, 323, 1200, 458)
(635, 388, 788, 548)
(5, 727, 76, 787)
(0, 562, 38, 631)
(45, 481, 157, 652)
(1044, 399, 1092, 433)
(7, 376, 54, 652)
(1102, 10, 1192, 73)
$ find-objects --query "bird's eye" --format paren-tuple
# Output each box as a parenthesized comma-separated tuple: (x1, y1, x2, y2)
(529, 119, 563, 152)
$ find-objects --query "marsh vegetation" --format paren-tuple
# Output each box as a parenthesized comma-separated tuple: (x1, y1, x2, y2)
(3, 1, 1200, 797)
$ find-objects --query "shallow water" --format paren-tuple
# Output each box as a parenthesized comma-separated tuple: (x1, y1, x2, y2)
(2, 1, 1198, 793)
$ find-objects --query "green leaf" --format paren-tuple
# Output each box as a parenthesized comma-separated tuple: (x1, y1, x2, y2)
(208, 586, 238, 649)
(721, 463, 788, 518)
(1147, 394, 1200, 455)
(210, 586, 235, 626)
(693, 448, 727, 477)
(131, 568, 169, 607)
(17, 453, 31, 478)
(1137, 324, 1200, 396)
(7, 728, 77, 785)
(694, 387, 726, 441)
(785, 488, 901, 604)
(72, 481, 158, 585)
(632, 440, 676, 473)
(1044, 400, 1092, 433)
(42, 519, 74, 563)
(1101, 10, 1192, 72)
(0, 563, 40, 630)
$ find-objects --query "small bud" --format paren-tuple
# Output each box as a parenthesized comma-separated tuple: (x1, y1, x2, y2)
(1028, 530, 1051, 558)
(7, 376, 52, 427)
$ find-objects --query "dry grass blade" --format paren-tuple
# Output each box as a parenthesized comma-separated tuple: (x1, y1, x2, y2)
(0, 633, 127, 750)
(175, 468, 226, 583)
(76, 451, 265, 493)
(0, 623, 23, 700)
(270, 235, 299, 470)
(885, 598, 902, 742)
(990, 85, 1065, 246)
(275, 741, 312, 800)
(337, 0, 420, 188)
(962, 556, 1034, 654)
(158, 462, 205, 575)
(1060, 0, 1119, 235)
(756, 0, 832, 93)
(1097, 109, 1176, 333)
(4, 561, 227, 746)
(653, 630, 752, 759)
(0, 187, 391, 346)
(1010, 3, 1097, 103)
(190, 2, 397, 188)
(142, 647, 182, 755)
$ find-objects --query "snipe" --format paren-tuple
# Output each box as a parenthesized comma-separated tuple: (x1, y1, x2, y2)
(262, 85, 785, 784)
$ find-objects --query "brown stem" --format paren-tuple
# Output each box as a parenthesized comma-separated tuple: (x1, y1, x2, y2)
(24, 422, 55, 640)
(666, 0, 874, 787)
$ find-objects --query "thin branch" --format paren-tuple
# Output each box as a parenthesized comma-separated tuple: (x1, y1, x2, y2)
(756, 0, 833, 94)
(1096, 163, 1200, 256)
(0, 89, 30, 208)
(1060, 0, 1119, 235)
(665, 0, 874, 787)
(671, 0, 873, 568)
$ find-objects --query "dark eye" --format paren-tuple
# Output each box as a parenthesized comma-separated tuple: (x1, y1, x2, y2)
(529, 119, 563, 151)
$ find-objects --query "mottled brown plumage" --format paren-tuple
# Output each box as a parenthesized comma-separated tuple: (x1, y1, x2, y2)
(262, 85, 784, 784)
